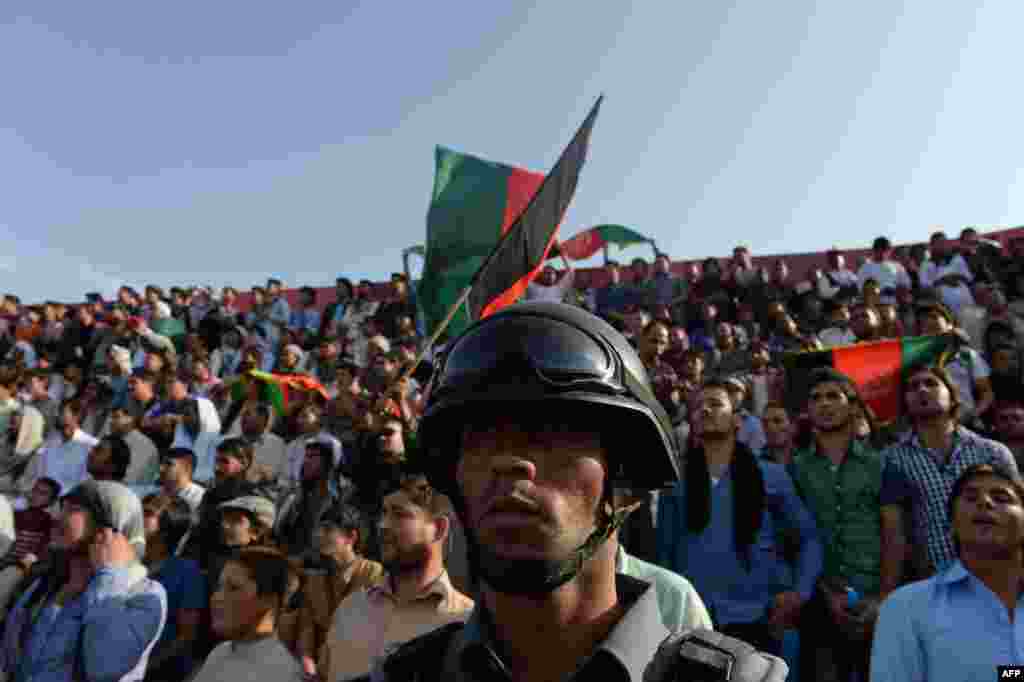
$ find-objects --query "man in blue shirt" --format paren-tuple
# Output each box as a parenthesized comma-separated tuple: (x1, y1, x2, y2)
(656, 379, 823, 656)
(871, 463, 1024, 682)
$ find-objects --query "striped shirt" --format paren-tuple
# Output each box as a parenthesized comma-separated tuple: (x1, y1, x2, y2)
(880, 426, 1019, 573)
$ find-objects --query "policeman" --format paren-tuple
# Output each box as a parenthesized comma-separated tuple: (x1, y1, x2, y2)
(369, 302, 788, 682)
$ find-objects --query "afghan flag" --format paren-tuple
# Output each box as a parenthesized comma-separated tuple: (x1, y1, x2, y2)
(229, 370, 329, 417)
(417, 97, 602, 337)
(783, 335, 957, 423)
(550, 225, 653, 261)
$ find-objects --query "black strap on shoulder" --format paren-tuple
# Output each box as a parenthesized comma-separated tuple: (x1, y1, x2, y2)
(376, 622, 465, 682)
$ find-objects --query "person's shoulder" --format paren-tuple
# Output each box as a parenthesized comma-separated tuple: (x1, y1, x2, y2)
(621, 551, 697, 594)
(371, 621, 466, 682)
(879, 574, 940, 618)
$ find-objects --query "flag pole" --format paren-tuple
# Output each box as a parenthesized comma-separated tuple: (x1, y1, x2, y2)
(399, 284, 473, 383)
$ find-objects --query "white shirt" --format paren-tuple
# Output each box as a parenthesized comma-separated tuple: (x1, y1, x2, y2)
(944, 348, 991, 420)
(37, 429, 99, 495)
(284, 432, 342, 486)
(192, 637, 303, 682)
(920, 254, 976, 316)
(525, 270, 575, 303)
(170, 397, 222, 449)
(856, 259, 912, 303)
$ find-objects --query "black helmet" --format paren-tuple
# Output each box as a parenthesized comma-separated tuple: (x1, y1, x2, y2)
(418, 301, 680, 500)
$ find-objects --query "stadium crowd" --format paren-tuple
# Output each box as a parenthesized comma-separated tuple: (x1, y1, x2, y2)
(0, 224, 1019, 681)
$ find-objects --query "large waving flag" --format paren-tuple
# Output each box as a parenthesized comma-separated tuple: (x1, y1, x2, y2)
(783, 335, 956, 423)
(551, 224, 653, 261)
(418, 97, 602, 337)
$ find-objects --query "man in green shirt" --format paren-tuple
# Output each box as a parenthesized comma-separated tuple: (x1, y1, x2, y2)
(789, 368, 882, 682)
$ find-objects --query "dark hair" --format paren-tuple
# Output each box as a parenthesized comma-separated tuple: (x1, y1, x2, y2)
(228, 547, 292, 610)
(164, 447, 197, 473)
(685, 381, 766, 569)
(0, 367, 20, 390)
(320, 504, 368, 553)
(903, 365, 962, 422)
(101, 435, 132, 481)
(300, 286, 317, 302)
(381, 467, 450, 518)
(158, 497, 194, 555)
(948, 463, 1024, 555)
(60, 398, 85, 420)
(217, 437, 253, 469)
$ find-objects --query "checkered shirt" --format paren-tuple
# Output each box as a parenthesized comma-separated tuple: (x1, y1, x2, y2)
(882, 426, 1019, 572)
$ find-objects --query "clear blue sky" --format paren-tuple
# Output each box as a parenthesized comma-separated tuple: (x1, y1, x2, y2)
(4, 1, 1024, 302)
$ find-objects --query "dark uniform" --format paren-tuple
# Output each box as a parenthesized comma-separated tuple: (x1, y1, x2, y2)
(366, 302, 788, 682)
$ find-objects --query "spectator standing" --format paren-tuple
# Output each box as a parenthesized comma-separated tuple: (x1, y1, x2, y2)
(920, 231, 976, 317)
(158, 447, 206, 516)
(857, 236, 912, 305)
(871, 464, 1024, 682)
(318, 472, 474, 682)
(656, 381, 823, 656)
(35, 398, 99, 496)
(295, 505, 385, 678)
(879, 366, 1019, 593)
(790, 370, 883, 682)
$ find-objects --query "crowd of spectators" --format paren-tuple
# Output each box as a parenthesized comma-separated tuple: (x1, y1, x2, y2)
(0, 224, 1018, 680)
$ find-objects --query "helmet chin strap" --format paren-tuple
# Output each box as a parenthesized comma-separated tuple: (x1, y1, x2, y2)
(463, 494, 641, 597)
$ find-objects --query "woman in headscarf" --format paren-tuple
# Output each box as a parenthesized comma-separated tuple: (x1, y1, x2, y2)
(0, 406, 46, 497)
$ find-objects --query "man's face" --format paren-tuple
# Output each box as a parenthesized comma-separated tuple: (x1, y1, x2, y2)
(995, 406, 1024, 442)
(697, 387, 736, 439)
(168, 379, 188, 403)
(457, 414, 605, 568)
(850, 307, 879, 339)
(654, 257, 670, 275)
(540, 267, 557, 286)
(281, 348, 300, 370)
(762, 407, 792, 448)
(750, 346, 770, 369)
(640, 324, 670, 360)
(110, 409, 135, 436)
(29, 481, 54, 509)
(59, 501, 96, 554)
(221, 510, 258, 547)
(60, 406, 79, 438)
(392, 280, 408, 298)
(714, 322, 734, 349)
(905, 370, 953, 420)
(378, 487, 437, 574)
(87, 443, 114, 480)
(606, 265, 621, 285)
(378, 420, 405, 457)
(702, 303, 718, 323)
(296, 407, 319, 435)
(267, 282, 281, 298)
(77, 307, 93, 326)
(130, 377, 152, 403)
(827, 252, 844, 270)
(683, 354, 704, 380)
(952, 474, 1024, 558)
(919, 310, 952, 336)
(808, 381, 853, 432)
(215, 451, 246, 483)
(160, 456, 188, 487)
(773, 261, 789, 282)
(335, 367, 355, 391)
(144, 353, 164, 374)
(317, 524, 357, 562)
(251, 290, 265, 306)
(829, 306, 850, 326)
